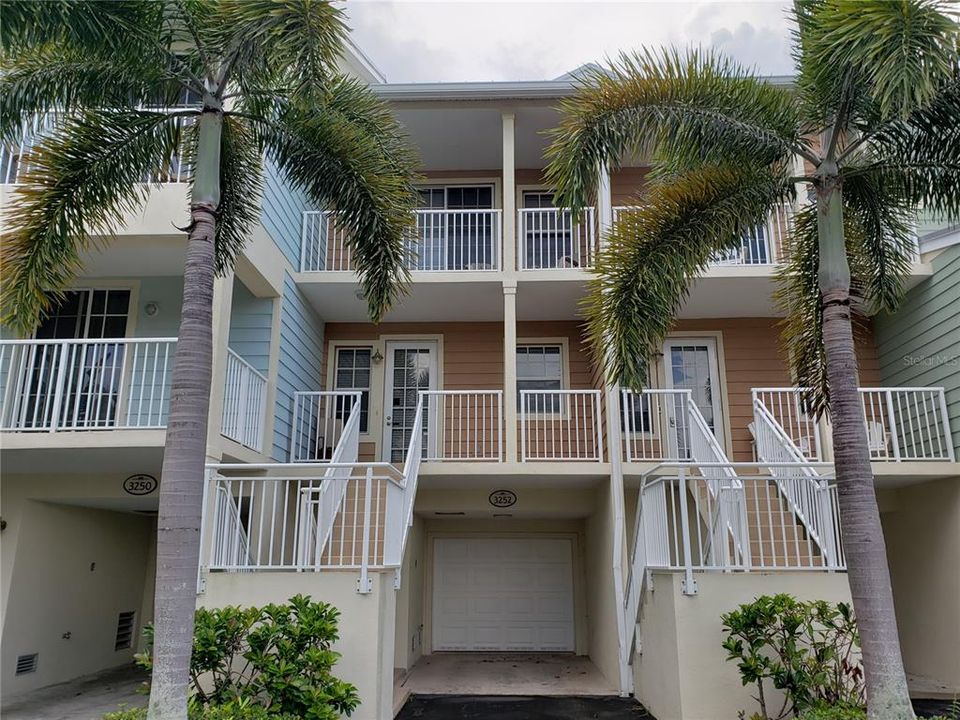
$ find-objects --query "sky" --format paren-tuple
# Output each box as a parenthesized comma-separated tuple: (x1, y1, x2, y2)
(346, 1, 797, 84)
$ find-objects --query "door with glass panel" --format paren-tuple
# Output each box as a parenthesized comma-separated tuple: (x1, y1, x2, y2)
(415, 186, 494, 270)
(521, 192, 575, 269)
(381, 341, 438, 463)
(662, 338, 725, 458)
(11, 289, 130, 429)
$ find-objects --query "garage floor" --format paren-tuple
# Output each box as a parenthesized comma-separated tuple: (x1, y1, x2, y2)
(400, 653, 617, 696)
(1, 664, 147, 720)
(396, 695, 654, 720)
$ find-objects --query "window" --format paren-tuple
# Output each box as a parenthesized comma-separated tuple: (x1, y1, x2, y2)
(517, 344, 563, 413)
(115, 611, 136, 651)
(415, 185, 495, 269)
(521, 191, 575, 269)
(334, 347, 371, 432)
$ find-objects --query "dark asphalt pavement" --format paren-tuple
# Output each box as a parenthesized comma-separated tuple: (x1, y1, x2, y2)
(396, 695, 654, 720)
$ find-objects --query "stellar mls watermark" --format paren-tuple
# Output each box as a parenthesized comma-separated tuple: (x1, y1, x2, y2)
(902, 353, 959, 368)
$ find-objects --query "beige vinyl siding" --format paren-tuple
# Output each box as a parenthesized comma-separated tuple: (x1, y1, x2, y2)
(610, 167, 650, 206)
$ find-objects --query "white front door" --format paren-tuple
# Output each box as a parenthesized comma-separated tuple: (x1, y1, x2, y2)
(382, 341, 438, 463)
(663, 338, 725, 456)
(432, 537, 575, 651)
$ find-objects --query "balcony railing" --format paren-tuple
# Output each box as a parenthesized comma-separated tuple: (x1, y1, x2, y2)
(290, 390, 362, 462)
(518, 207, 597, 270)
(612, 204, 793, 265)
(421, 390, 503, 461)
(220, 349, 268, 453)
(301, 209, 503, 272)
(0, 338, 176, 432)
(1, 112, 193, 185)
(520, 389, 603, 461)
(752, 387, 955, 463)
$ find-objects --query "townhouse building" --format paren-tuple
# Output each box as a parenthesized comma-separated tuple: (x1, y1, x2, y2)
(1, 50, 957, 720)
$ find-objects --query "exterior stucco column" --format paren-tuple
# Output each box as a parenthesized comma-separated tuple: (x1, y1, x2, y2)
(501, 112, 516, 274)
(503, 282, 518, 462)
(205, 272, 234, 459)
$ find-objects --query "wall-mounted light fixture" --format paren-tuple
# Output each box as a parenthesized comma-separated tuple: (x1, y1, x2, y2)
(144, 302, 159, 317)
(371, 349, 384, 364)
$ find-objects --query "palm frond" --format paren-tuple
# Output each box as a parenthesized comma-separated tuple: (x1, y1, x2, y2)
(212, 116, 264, 275)
(0, 110, 183, 334)
(544, 48, 803, 212)
(0, 47, 188, 141)
(0, 0, 161, 55)
(255, 79, 420, 322)
(585, 164, 790, 388)
(797, 0, 958, 122)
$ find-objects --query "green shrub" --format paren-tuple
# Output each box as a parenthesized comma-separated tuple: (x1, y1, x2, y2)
(797, 704, 866, 720)
(722, 594, 865, 720)
(136, 595, 359, 719)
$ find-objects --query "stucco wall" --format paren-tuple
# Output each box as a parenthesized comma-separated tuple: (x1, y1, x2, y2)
(200, 571, 396, 720)
(880, 478, 960, 697)
(634, 571, 853, 720)
(585, 480, 623, 690)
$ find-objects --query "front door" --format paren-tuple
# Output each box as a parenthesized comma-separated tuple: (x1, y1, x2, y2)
(382, 341, 438, 463)
(663, 338, 725, 457)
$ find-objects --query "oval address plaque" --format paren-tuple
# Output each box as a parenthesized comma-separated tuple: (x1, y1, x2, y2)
(123, 474, 158, 496)
(488, 489, 517, 508)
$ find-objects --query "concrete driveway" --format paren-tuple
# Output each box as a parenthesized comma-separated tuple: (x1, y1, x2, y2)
(396, 695, 654, 720)
(1, 665, 147, 720)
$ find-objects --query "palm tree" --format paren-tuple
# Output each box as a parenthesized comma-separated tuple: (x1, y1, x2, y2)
(544, 1, 958, 718)
(0, 2, 418, 719)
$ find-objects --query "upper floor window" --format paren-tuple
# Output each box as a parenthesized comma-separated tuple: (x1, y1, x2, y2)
(517, 344, 563, 413)
(333, 347, 371, 432)
(415, 185, 495, 270)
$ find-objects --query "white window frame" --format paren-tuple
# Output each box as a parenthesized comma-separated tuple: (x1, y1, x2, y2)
(331, 346, 373, 434)
(517, 340, 568, 417)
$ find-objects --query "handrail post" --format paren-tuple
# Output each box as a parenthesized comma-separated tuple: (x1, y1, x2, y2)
(883, 390, 901, 461)
(47, 341, 71, 432)
(594, 390, 604, 462)
(677, 468, 697, 595)
(498, 391, 504, 461)
(936, 389, 955, 461)
(358, 465, 374, 595)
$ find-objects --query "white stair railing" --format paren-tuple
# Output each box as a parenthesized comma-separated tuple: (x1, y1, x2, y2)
(290, 390, 362, 462)
(0, 338, 176, 431)
(753, 400, 839, 567)
(221, 349, 268, 452)
(384, 392, 425, 578)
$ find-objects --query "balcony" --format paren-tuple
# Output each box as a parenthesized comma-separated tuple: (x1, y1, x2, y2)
(0, 338, 176, 433)
(301, 209, 503, 272)
(518, 207, 598, 270)
(520, 389, 604, 461)
(752, 387, 955, 464)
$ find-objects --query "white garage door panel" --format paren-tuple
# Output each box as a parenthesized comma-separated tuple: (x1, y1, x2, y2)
(433, 537, 575, 651)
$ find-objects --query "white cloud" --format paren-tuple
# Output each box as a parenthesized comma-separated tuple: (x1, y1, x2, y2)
(345, 0, 796, 83)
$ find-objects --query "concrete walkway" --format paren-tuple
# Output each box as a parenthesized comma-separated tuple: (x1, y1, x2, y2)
(2, 665, 147, 720)
(396, 695, 653, 720)
(400, 653, 617, 697)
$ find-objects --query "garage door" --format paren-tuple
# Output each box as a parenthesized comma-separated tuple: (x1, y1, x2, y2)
(432, 537, 575, 651)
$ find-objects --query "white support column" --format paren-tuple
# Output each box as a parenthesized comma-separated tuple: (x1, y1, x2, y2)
(503, 282, 518, 462)
(501, 112, 517, 274)
(598, 162, 613, 242)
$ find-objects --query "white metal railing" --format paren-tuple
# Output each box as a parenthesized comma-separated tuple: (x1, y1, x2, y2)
(211, 484, 251, 569)
(421, 390, 503, 461)
(0, 338, 176, 431)
(300, 209, 503, 272)
(612, 204, 792, 265)
(1, 112, 193, 185)
(753, 386, 954, 462)
(221, 349, 268, 452)
(290, 391, 362, 462)
(859, 387, 955, 462)
(520, 389, 603, 461)
(753, 401, 839, 566)
(518, 207, 597, 270)
(751, 388, 823, 461)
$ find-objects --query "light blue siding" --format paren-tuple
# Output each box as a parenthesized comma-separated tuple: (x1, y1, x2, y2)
(272, 272, 324, 460)
(228, 279, 273, 375)
(874, 244, 960, 457)
(134, 277, 184, 337)
(261, 160, 311, 269)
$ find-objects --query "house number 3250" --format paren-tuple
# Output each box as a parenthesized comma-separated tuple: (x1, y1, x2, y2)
(123, 474, 158, 496)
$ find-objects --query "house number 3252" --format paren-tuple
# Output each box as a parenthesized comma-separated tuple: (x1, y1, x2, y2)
(488, 490, 517, 508)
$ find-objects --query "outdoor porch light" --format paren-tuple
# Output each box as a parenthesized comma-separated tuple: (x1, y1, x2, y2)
(144, 301, 159, 317)
(371, 349, 384, 364)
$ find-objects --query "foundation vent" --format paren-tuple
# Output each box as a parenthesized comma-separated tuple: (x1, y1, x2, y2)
(16, 653, 38, 675)
(115, 611, 136, 651)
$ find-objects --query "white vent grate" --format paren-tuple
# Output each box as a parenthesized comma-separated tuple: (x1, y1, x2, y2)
(16, 653, 38, 675)
(115, 611, 136, 651)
